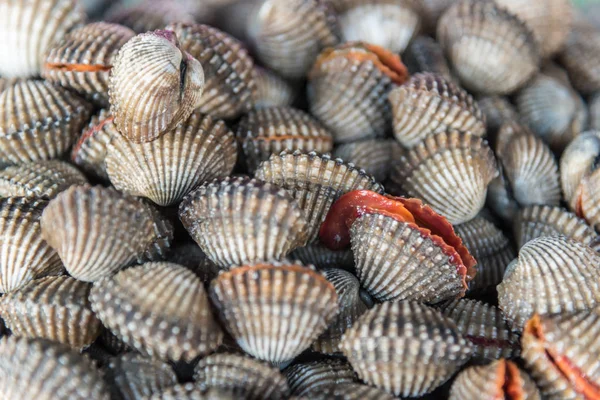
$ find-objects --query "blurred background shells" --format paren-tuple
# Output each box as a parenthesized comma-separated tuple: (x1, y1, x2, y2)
(290, 242, 355, 271)
(333, 139, 395, 182)
(477, 95, 520, 142)
(105, 0, 198, 33)
(252, 67, 297, 109)
(71, 109, 117, 181)
(403, 36, 453, 81)
(589, 92, 600, 130)
(558, 20, 600, 95)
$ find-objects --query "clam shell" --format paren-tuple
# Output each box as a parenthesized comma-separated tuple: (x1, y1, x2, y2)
(497, 236, 600, 330)
(590, 93, 600, 131)
(148, 383, 234, 400)
(179, 176, 309, 268)
(252, 67, 296, 109)
(404, 36, 453, 81)
(310, 383, 396, 400)
(108, 30, 205, 143)
(90, 262, 224, 362)
(0, 80, 92, 167)
(0, 160, 87, 199)
(389, 130, 498, 225)
(209, 262, 339, 363)
(255, 151, 383, 242)
(455, 216, 515, 293)
(106, 112, 237, 207)
(558, 21, 600, 95)
(40, 185, 156, 282)
(0, 197, 62, 294)
(105, 0, 197, 34)
(0, 0, 85, 78)
(167, 243, 220, 282)
(0, 337, 109, 399)
(290, 242, 354, 271)
(247, 0, 339, 79)
(477, 95, 519, 140)
(437, 0, 539, 94)
(283, 359, 357, 397)
(332, 139, 394, 182)
(440, 299, 521, 361)
(449, 359, 541, 400)
(0, 276, 101, 349)
(237, 108, 334, 173)
(560, 130, 600, 209)
(42, 22, 135, 106)
(194, 353, 290, 399)
(340, 301, 472, 397)
(389, 73, 486, 148)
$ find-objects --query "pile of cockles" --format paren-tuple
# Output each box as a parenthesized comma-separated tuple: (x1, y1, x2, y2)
(0, 0, 598, 399)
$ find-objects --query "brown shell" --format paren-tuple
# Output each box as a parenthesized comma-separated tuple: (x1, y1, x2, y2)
(40, 185, 156, 282)
(252, 67, 296, 109)
(560, 130, 600, 209)
(178, 176, 309, 268)
(477, 95, 520, 139)
(389, 130, 498, 224)
(590, 93, 600, 131)
(340, 301, 472, 397)
(389, 73, 486, 147)
(332, 139, 394, 182)
(290, 242, 354, 271)
(42, 22, 135, 106)
(497, 236, 600, 330)
(0, 276, 101, 349)
(0, 80, 92, 167)
(209, 262, 339, 363)
(90, 262, 223, 362)
(237, 108, 333, 173)
(558, 22, 600, 95)
(437, 0, 540, 94)
(283, 359, 357, 397)
(167, 243, 221, 282)
(255, 151, 383, 243)
(105, 0, 197, 34)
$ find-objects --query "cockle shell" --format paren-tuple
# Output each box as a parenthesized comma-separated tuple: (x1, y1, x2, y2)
(477, 95, 519, 140)
(167, 243, 220, 282)
(437, 0, 540, 94)
(290, 242, 354, 272)
(333, 139, 395, 182)
(0, 0, 85, 78)
(389, 130, 498, 224)
(0, 276, 101, 349)
(179, 176, 309, 268)
(252, 67, 296, 109)
(389, 73, 486, 148)
(404, 36, 453, 82)
(105, 0, 197, 34)
(137, 201, 174, 263)
(90, 262, 224, 362)
(497, 236, 600, 330)
(108, 30, 205, 143)
(560, 130, 600, 210)
(559, 22, 600, 95)
(283, 359, 357, 397)
(209, 262, 339, 363)
(42, 22, 135, 106)
(340, 301, 472, 397)
(0, 80, 92, 167)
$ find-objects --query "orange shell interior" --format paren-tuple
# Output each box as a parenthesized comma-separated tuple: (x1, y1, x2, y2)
(44, 63, 112, 72)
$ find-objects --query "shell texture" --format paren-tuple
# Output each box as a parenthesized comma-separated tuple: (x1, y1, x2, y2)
(252, 67, 296, 109)
(137, 201, 174, 263)
(404, 36, 453, 81)
(284, 359, 357, 397)
(105, 0, 197, 34)
(477, 95, 519, 139)
(420, 0, 457, 32)
(332, 139, 394, 182)
(148, 384, 234, 400)
(290, 242, 354, 271)
(561, 130, 600, 209)
(166, 243, 220, 282)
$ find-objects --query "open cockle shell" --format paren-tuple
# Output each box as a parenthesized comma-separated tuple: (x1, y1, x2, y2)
(108, 30, 205, 143)
(283, 359, 357, 397)
(333, 139, 395, 182)
(560, 130, 600, 210)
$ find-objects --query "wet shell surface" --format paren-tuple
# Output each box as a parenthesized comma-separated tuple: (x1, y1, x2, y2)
(497, 236, 600, 330)
(437, 0, 540, 94)
(290, 242, 354, 272)
(0, 160, 87, 199)
(252, 67, 296, 109)
(284, 359, 357, 397)
(560, 130, 600, 209)
(332, 139, 395, 182)
(209, 262, 339, 363)
(0, 80, 92, 167)
(108, 30, 205, 143)
(0, 0, 86, 78)
(90, 262, 224, 362)
(340, 301, 472, 397)
(0, 276, 101, 349)
(403, 36, 453, 81)
(255, 151, 383, 243)
(389, 72, 486, 148)
(236, 107, 333, 173)
(178, 176, 309, 268)
(559, 22, 600, 95)
(42, 22, 136, 106)
(106, 111, 237, 207)
(389, 130, 498, 225)
(40, 185, 155, 282)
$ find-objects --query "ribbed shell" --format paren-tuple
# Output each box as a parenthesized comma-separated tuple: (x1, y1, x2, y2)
(255, 151, 383, 242)
(137, 202, 174, 263)
(40, 185, 155, 282)
(105, 354, 178, 400)
(247, 0, 339, 79)
(419, 0, 457, 32)
(576, 167, 600, 232)
(332, 139, 394, 183)
(0, 198, 62, 294)
(108, 30, 205, 143)
(194, 353, 290, 400)
(0, 160, 87, 199)
(560, 130, 600, 209)
(237, 108, 334, 173)
(105, 0, 197, 34)
(437, 0, 539, 94)
(440, 299, 520, 361)
(497, 236, 600, 330)
(42, 22, 135, 106)
(167, 243, 220, 282)
(0, 80, 92, 167)
(99, 329, 133, 356)
(350, 213, 467, 303)
(0, 337, 109, 399)
(0, 276, 101, 349)
(209, 263, 339, 363)
(404, 36, 453, 81)
(290, 242, 354, 271)
(90, 262, 223, 362)
(252, 67, 296, 109)
(590, 93, 600, 131)
(340, 301, 473, 397)
(558, 22, 600, 95)
(455, 217, 515, 293)
(148, 383, 233, 400)
(178, 177, 309, 268)
(389, 130, 498, 224)
(389, 73, 486, 147)
(166, 23, 255, 119)
(71, 109, 117, 180)
(0, 0, 85, 78)
(284, 359, 357, 397)
(477, 95, 520, 139)
(449, 359, 541, 400)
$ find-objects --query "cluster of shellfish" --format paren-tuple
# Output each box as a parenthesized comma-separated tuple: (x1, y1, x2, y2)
(0, 0, 600, 399)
